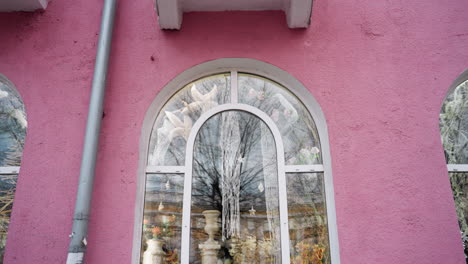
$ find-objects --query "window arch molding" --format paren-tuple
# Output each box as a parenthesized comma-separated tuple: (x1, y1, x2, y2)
(133, 58, 340, 264)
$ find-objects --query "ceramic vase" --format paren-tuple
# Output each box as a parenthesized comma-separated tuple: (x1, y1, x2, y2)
(199, 210, 221, 264)
(143, 239, 165, 264)
(203, 210, 220, 241)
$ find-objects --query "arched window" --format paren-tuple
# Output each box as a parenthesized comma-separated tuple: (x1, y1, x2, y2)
(0, 74, 27, 260)
(134, 59, 339, 264)
(440, 70, 468, 257)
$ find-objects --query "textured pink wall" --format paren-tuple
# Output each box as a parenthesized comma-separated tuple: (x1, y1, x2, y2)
(0, 0, 467, 263)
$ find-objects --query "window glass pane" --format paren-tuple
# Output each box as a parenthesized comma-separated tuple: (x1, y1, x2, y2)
(238, 73, 322, 165)
(287, 172, 330, 264)
(449, 172, 468, 250)
(141, 173, 184, 264)
(0, 77, 25, 262)
(0, 79, 26, 167)
(440, 80, 468, 164)
(148, 73, 231, 166)
(0, 174, 17, 262)
(190, 111, 282, 263)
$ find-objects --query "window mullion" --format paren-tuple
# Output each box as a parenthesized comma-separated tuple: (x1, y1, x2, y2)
(278, 160, 292, 264)
(447, 164, 468, 172)
(146, 166, 185, 174)
(230, 71, 238, 104)
(180, 122, 198, 264)
(285, 164, 324, 173)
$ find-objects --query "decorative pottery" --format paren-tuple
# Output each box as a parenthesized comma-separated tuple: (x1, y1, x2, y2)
(203, 210, 220, 241)
(143, 239, 165, 264)
(199, 210, 221, 264)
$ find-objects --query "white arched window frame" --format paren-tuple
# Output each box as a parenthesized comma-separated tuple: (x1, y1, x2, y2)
(440, 69, 468, 256)
(133, 59, 340, 264)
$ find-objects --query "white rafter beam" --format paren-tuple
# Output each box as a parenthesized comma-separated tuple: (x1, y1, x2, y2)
(156, 0, 183, 30)
(0, 0, 48, 12)
(155, 0, 313, 30)
(285, 0, 313, 28)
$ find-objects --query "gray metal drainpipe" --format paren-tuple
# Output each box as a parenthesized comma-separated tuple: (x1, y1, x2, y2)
(66, 0, 117, 263)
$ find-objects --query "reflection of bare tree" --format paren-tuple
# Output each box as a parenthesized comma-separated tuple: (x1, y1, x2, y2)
(192, 112, 276, 215)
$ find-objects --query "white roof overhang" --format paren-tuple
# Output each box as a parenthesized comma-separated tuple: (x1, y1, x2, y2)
(156, 0, 313, 30)
(0, 0, 48, 12)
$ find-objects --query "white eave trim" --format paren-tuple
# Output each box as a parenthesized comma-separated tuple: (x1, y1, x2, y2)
(155, 0, 313, 30)
(156, 0, 183, 30)
(0, 0, 48, 12)
(285, 0, 313, 28)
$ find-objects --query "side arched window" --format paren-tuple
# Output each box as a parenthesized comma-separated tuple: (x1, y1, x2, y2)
(440, 71, 468, 256)
(134, 60, 339, 264)
(0, 74, 27, 259)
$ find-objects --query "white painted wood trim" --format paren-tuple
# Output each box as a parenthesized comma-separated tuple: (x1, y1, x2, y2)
(0, 166, 20, 175)
(447, 164, 468, 172)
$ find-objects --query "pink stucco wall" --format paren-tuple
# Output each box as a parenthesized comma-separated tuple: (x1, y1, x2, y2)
(0, 0, 468, 263)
